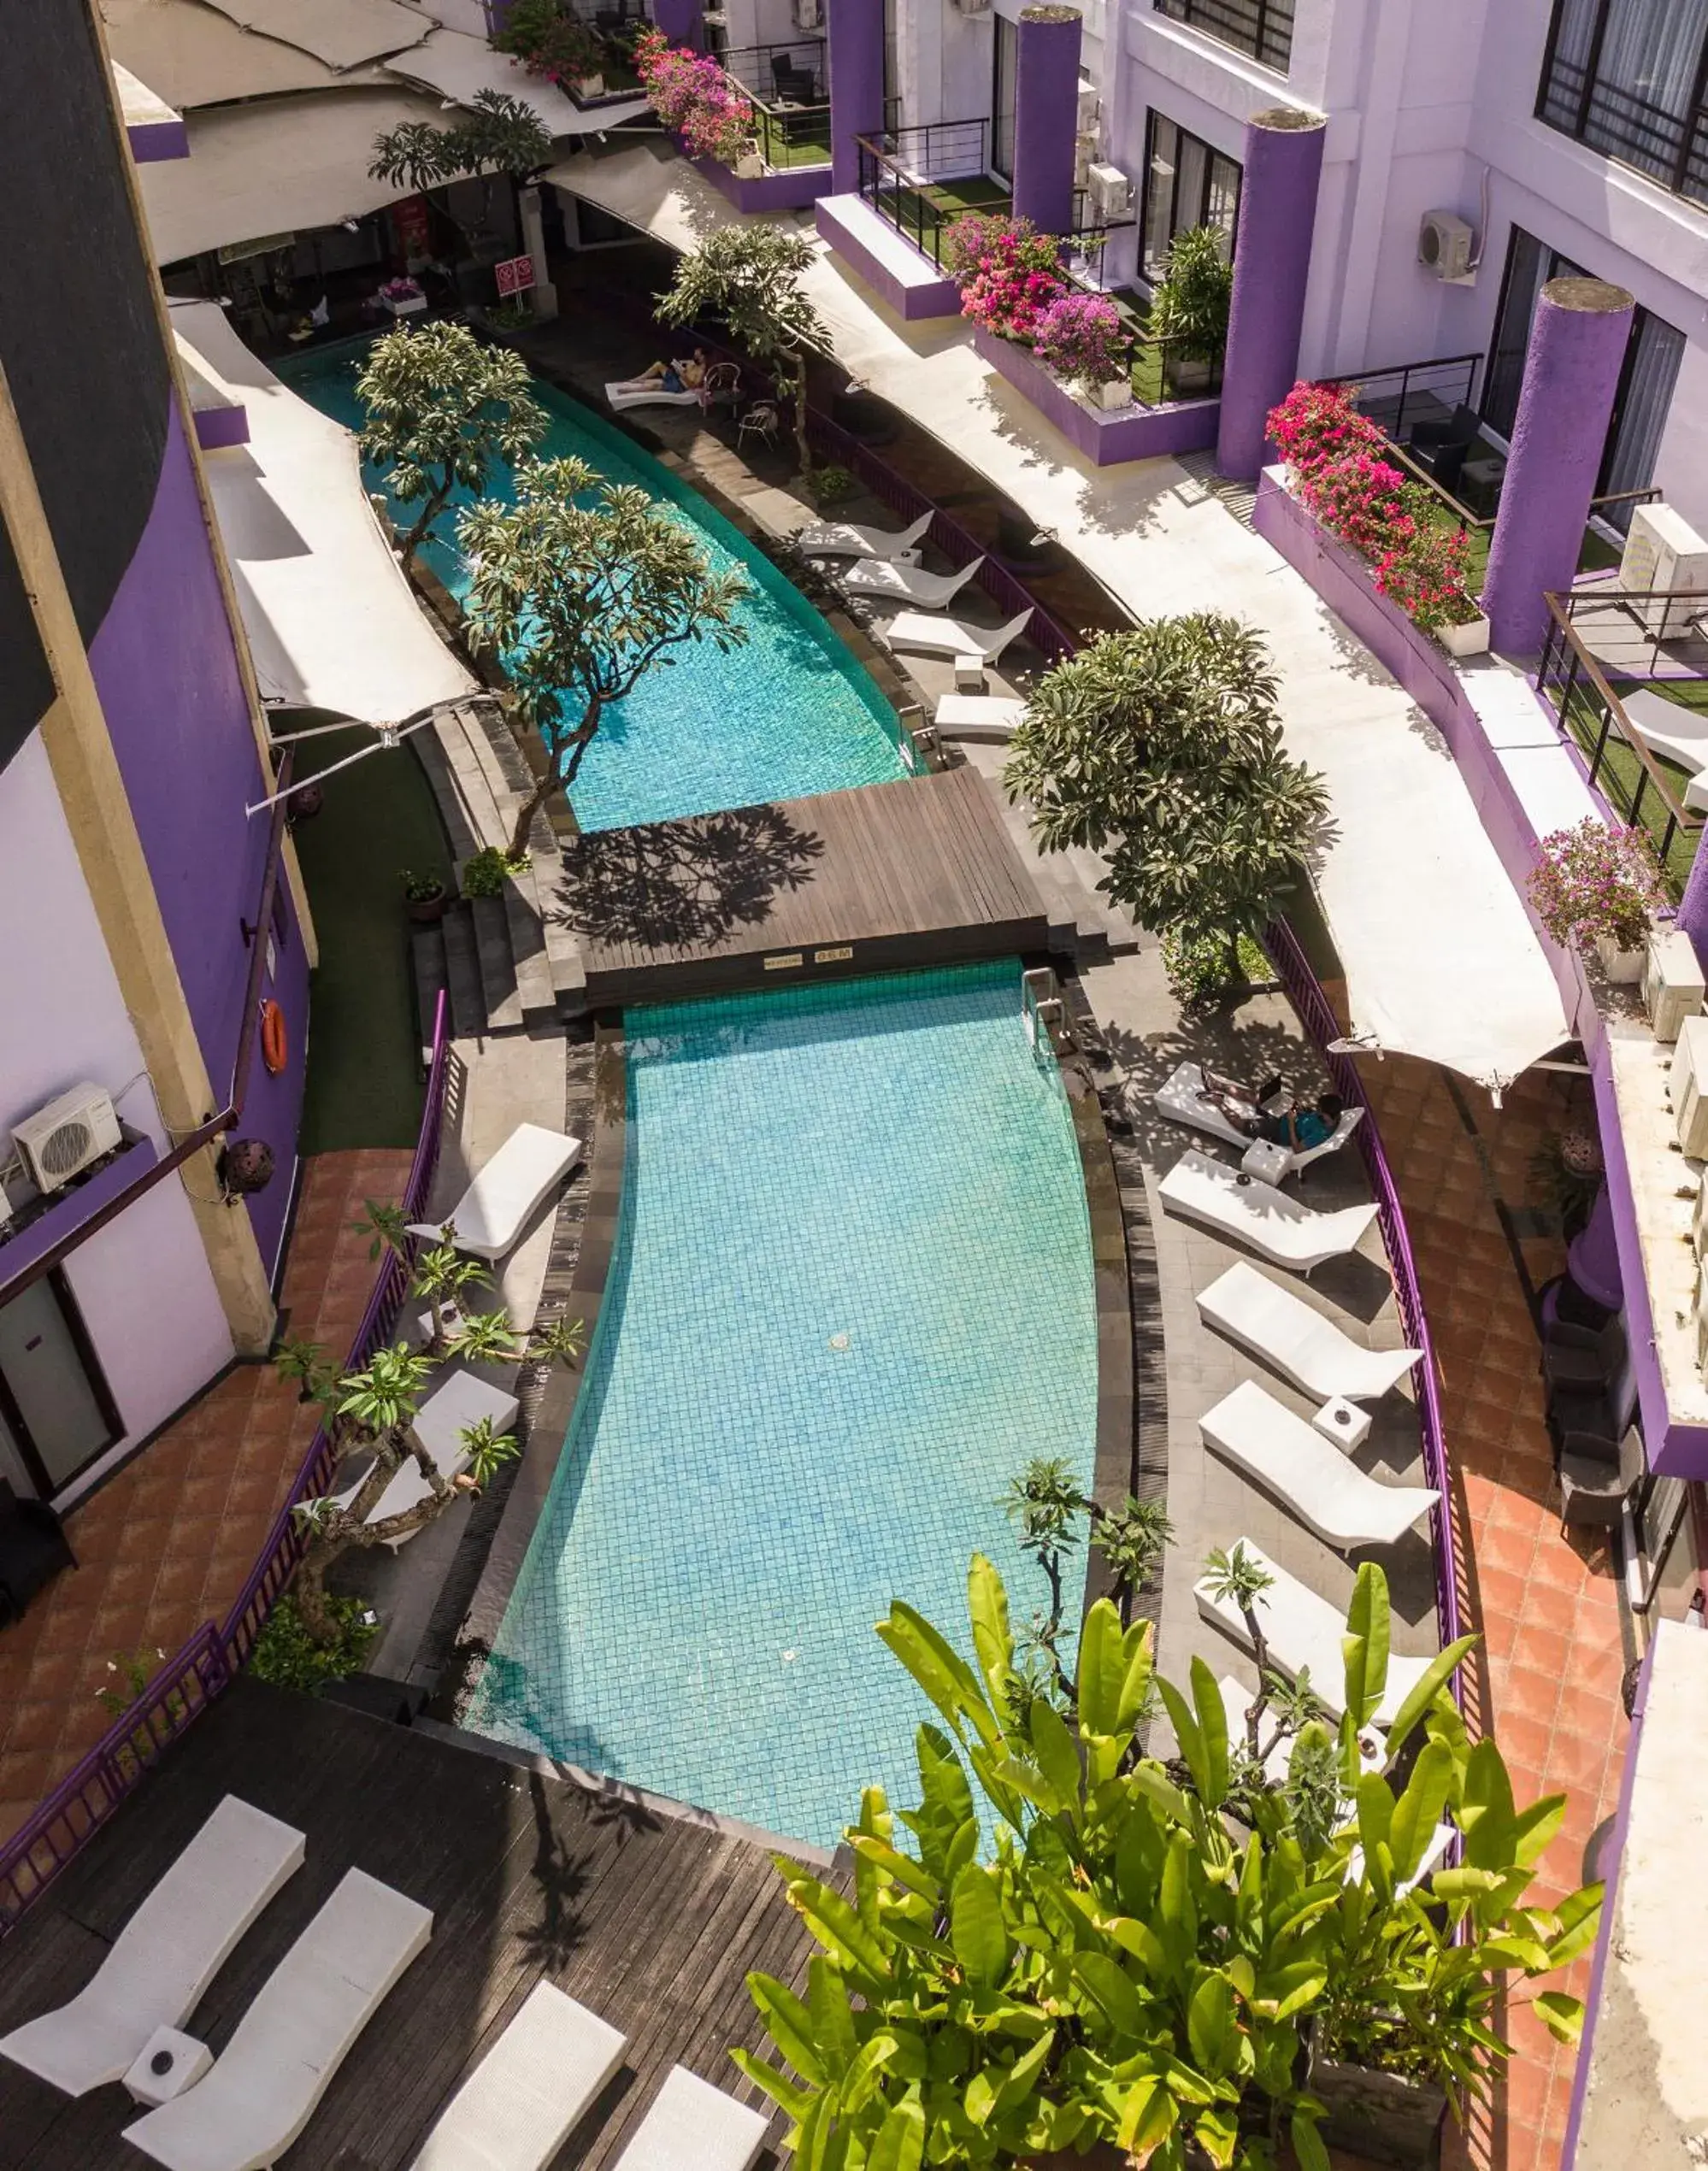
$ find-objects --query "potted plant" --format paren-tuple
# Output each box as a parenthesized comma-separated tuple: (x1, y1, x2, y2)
(494, 0, 609, 97)
(1527, 816, 1668, 982)
(401, 867, 450, 923)
(803, 462, 853, 506)
(1147, 224, 1232, 397)
(1374, 495, 1487, 653)
(944, 211, 1067, 344)
(460, 844, 530, 898)
(1031, 290, 1133, 410)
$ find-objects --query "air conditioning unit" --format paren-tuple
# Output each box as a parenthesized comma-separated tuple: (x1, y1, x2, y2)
(791, 0, 822, 26)
(1418, 209, 1474, 282)
(9, 1083, 122, 1195)
(1074, 130, 1098, 188)
(952, 0, 992, 15)
(1646, 926, 1706, 1043)
(1077, 81, 1100, 135)
(1674, 1015, 1708, 1157)
(1618, 503, 1708, 638)
(1086, 162, 1133, 221)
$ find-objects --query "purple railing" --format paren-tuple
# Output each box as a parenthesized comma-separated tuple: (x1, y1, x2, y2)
(1263, 921, 1467, 1717)
(0, 996, 451, 1936)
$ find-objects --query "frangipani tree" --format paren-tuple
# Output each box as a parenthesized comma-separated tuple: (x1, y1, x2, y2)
(456, 456, 751, 855)
(657, 226, 828, 474)
(733, 1555, 1599, 2170)
(356, 321, 546, 573)
(369, 91, 552, 260)
(1003, 615, 1330, 977)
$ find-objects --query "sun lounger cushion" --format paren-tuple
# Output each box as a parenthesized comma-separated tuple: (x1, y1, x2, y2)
(0, 1796, 305, 2097)
(842, 555, 983, 607)
(410, 1980, 626, 2170)
(1623, 687, 1708, 777)
(796, 509, 931, 559)
(1159, 1149, 1378, 1271)
(408, 1124, 581, 1262)
(604, 382, 704, 411)
(933, 694, 1027, 740)
(1199, 1380, 1439, 1551)
(1193, 1540, 1434, 1726)
(329, 1372, 521, 1545)
(615, 2066, 771, 2171)
(883, 608, 1033, 663)
(1197, 1262, 1421, 1402)
(124, 1868, 433, 2171)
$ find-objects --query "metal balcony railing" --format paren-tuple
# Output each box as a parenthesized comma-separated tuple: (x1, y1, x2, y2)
(855, 122, 1134, 273)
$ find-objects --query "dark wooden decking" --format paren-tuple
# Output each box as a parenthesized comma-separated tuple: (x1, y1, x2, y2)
(554, 766, 1049, 1008)
(0, 1683, 810, 2171)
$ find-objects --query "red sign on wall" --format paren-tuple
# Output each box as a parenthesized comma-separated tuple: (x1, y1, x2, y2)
(391, 194, 432, 259)
(494, 253, 537, 297)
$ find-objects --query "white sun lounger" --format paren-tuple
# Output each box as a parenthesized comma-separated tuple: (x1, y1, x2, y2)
(123, 1868, 433, 2171)
(604, 380, 704, 411)
(796, 509, 932, 560)
(1217, 1675, 1383, 1782)
(933, 693, 1027, 741)
(329, 1372, 521, 1546)
(1623, 687, 1708, 782)
(408, 1123, 582, 1262)
(884, 607, 1034, 664)
(1152, 1061, 1364, 1179)
(1199, 1380, 1439, 1551)
(1197, 1262, 1421, 1402)
(615, 2066, 771, 2171)
(1159, 1149, 1378, 1272)
(1194, 1540, 1434, 1727)
(410, 1980, 626, 2170)
(0, 1796, 305, 2097)
(842, 554, 985, 608)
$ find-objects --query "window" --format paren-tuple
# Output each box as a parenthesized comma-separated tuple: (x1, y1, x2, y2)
(991, 15, 1018, 182)
(0, 1272, 121, 1497)
(1140, 114, 1241, 283)
(1537, 0, 1708, 204)
(1154, 0, 1293, 74)
(1483, 224, 1685, 528)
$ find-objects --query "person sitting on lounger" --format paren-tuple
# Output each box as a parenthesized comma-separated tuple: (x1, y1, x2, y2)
(620, 350, 708, 395)
(1204, 1073, 1342, 1151)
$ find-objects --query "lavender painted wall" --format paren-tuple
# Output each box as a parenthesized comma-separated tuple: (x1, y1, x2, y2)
(1216, 110, 1328, 483)
(973, 323, 1219, 462)
(827, 0, 885, 196)
(690, 153, 831, 213)
(126, 118, 190, 162)
(816, 196, 963, 318)
(85, 403, 306, 1274)
(192, 404, 249, 452)
(1010, 7, 1081, 239)
(1481, 279, 1634, 661)
(652, 0, 704, 45)
(1678, 829, 1708, 969)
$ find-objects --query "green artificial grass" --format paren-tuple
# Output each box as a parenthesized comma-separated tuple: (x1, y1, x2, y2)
(291, 741, 450, 1152)
(1549, 677, 1703, 899)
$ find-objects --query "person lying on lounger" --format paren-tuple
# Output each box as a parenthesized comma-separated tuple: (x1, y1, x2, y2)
(615, 350, 708, 396)
(1204, 1073, 1344, 1150)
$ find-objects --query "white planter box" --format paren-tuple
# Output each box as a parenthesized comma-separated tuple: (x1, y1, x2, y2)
(1596, 933, 1646, 984)
(574, 73, 605, 97)
(733, 150, 763, 178)
(1438, 613, 1490, 656)
(1090, 377, 1133, 411)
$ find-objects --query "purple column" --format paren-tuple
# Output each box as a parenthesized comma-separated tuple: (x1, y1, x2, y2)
(1568, 1180, 1625, 1311)
(1010, 6, 1082, 238)
(651, 0, 702, 48)
(1215, 109, 1328, 482)
(1482, 278, 1633, 659)
(1680, 844, 1708, 966)
(828, 0, 885, 196)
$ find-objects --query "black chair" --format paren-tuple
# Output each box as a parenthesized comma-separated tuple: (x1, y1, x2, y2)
(0, 1480, 76, 1629)
(1556, 1425, 1643, 1536)
(1541, 1312, 1627, 1395)
(1407, 401, 1481, 468)
(770, 55, 818, 103)
(1546, 1376, 1636, 1458)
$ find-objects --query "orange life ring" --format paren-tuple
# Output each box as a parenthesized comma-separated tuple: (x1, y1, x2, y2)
(259, 998, 288, 1076)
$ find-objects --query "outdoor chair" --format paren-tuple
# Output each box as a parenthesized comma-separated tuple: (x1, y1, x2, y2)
(1157, 1148, 1379, 1274)
(605, 379, 704, 413)
(1198, 1380, 1439, 1552)
(613, 2065, 772, 2170)
(0, 1479, 75, 1627)
(1546, 1371, 1638, 1456)
(327, 1372, 521, 1547)
(0, 1796, 305, 2096)
(883, 608, 1034, 666)
(1540, 1310, 1627, 1395)
(1407, 402, 1481, 486)
(1193, 1540, 1434, 1727)
(1557, 1424, 1644, 1536)
(409, 1980, 627, 2169)
(933, 692, 1027, 741)
(736, 401, 781, 451)
(798, 509, 932, 560)
(841, 554, 985, 609)
(1150, 1060, 1364, 1181)
(123, 1868, 433, 2171)
(769, 55, 818, 103)
(407, 1123, 582, 1262)
(1195, 1261, 1421, 1403)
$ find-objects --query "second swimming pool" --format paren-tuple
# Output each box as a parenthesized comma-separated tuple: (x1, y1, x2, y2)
(466, 962, 1100, 1846)
(280, 345, 908, 833)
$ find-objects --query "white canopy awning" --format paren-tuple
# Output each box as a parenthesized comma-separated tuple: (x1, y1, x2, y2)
(101, 0, 396, 108)
(171, 300, 474, 727)
(550, 146, 1570, 1087)
(195, 0, 433, 71)
(388, 28, 649, 136)
(134, 86, 451, 263)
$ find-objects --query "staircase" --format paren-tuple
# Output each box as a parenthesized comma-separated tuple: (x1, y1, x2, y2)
(409, 698, 586, 1051)
(974, 769, 1141, 964)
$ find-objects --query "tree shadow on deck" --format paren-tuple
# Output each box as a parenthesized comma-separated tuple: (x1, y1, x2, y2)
(551, 804, 827, 953)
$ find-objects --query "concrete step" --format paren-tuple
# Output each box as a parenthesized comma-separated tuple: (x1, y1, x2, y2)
(980, 775, 1121, 959)
(504, 862, 561, 1027)
(470, 893, 523, 1033)
(456, 697, 527, 830)
(410, 921, 449, 1062)
(439, 901, 487, 1039)
(411, 728, 482, 863)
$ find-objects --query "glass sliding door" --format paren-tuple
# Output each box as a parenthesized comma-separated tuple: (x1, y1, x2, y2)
(0, 1272, 121, 1497)
(992, 14, 1018, 181)
(1140, 112, 1242, 281)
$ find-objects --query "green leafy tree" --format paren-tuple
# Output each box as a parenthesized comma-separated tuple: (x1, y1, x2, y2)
(656, 226, 827, 474)
(456, 456, 751, 855)
(1149, 222, 1234, 367)
(731, 1556, 1597, 2169)
(355, 321, 546, 574)
(369, 90, 553, 259)
(1003, 615, 1329, 976)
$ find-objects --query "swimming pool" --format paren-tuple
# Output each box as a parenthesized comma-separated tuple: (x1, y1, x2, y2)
(279, 346, 907, 833)
(465, 962, 1099, 1847)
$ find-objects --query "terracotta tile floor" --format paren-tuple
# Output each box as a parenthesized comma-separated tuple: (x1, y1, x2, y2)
(1363, 1056, 1629, 2171)
(0, 1150, 413, 1849)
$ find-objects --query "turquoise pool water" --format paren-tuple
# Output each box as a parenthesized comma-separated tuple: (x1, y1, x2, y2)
(278, 346, 906, 832)
(465, 962, 1099, 1847)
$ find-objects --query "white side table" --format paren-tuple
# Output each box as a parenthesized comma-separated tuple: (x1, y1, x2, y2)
(1313, 1395, 1371, 1453)
(1240, 1137, 1292, 1186)
(124, 2026, 213, 2106)
(953, 653, 987, 691)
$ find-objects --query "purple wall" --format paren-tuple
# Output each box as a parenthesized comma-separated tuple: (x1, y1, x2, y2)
(192, 404, 249, 452)
(85, 403, 306, 1276)
(816, 195, 963, 317)
(1010, 7, 1081, 238)
(126, 118, 190, 163)
(690, 153, 831, 212)
(652, 0, 703, 50)
(827, 0, 885, 196)
(1216, 110, 1327, 482)
(974, 323, 1219, 463)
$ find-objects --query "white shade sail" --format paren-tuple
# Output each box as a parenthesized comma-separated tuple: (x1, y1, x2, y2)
(171, 301, 474, 727)
(387, 28, 649, 135)
(101, 0, 397, 109)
